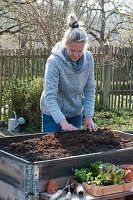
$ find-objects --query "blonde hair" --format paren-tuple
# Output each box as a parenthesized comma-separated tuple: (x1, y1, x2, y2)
(63, 13, 88, 47)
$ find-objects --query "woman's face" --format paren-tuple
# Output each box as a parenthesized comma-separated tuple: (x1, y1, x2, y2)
(65, 41, 85, 62)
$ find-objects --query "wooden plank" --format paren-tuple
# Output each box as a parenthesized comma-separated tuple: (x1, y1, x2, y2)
(0, 180, 25, 200)
(40, 48, 45, 76)
(32, 49, 34, 80)
(23, 49, 26, 82)
(114, 48, 118, 109)
(111, 63, 115, 109)
(36, 48, 39, 77)
(116, 130, 133, 141)
(103, 60, 110, 106)
(95, 66, 99, 107)
(27, 49, 30, 82)
(121, 62, 126, 108)
(0, 150, 29, 190)
(4, 49, 7, 88)
(36, 148, 133, 181)
(114, 68, 117, 109)
(99, 63, 103, 105)
(118, 65, 121, 109)
(0, 132, 47, 144)
(40, 190, 133, 200)
(115, 47, 120, 109)
(129, 47, 133, 110)
(16, 49, 19, 79)
(0, 50, 3, 119)
(126, 48, 130, 108)
(19, 49, 22, 81)
(8, 51, 11, 84)
(108, 46, 113, 108)
(12, 49, 15, 75)
(10, 51, 13, 81)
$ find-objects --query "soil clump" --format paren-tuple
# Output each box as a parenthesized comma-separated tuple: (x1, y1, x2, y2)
(0, 128, 133, 162)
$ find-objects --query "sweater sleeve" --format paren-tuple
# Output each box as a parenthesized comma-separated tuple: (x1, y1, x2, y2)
(44, 58, 66, 124)
(83, 53, 95, 117)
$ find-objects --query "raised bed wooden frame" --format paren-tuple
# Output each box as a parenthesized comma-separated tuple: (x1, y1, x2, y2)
(0, 131, 133, 200)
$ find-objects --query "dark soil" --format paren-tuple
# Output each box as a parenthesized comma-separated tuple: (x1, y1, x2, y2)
(0, 128, 133, 162)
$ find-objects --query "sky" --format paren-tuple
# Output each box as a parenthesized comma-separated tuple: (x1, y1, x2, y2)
(37, 0, 133, 11)
(37, 0, 133, 4)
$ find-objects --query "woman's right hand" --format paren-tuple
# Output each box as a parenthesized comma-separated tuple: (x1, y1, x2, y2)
(59, 120, 79, 131)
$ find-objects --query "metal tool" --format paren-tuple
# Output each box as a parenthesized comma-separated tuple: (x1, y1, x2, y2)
(49, 182, 73, 200)
(65, 185, 71, 200)
(8, 111, 25, 132)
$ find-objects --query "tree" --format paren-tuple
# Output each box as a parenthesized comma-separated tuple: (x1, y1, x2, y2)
(82, 0, 133, 46)
(0, 0, 133, 49)
(0, 0, 71, 49)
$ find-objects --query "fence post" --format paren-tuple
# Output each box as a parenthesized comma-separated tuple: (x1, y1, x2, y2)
(102, 45, 111, 107)
(0, 51, 2, 119)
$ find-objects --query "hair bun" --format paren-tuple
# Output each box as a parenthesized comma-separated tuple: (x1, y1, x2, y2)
(63, 13, 87, 45)
(72, 21, 79, 28)
(67, 13, 79, 28)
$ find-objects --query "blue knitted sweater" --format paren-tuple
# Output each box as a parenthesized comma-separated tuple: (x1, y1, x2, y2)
(40, 42, 95, 124)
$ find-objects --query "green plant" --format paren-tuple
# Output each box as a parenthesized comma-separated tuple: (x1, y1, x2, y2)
(25, 77, 43, 131)
(72, 161, 130, 186)
(72, 168, 91, 182)
(2, 76, 28, 122)
(89, 161, 104, 177)
(3, 76, 43, 132)
(93, 107, 133, 131)
(94, 163, 129, 185)
(86, 172, 94, 183)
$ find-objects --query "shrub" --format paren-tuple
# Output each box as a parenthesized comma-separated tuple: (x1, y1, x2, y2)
(3, 76, 43, 132)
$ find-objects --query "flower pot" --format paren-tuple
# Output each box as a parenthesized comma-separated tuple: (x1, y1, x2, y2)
(47, 179, 58, 194)
(121, 164, 133, 182)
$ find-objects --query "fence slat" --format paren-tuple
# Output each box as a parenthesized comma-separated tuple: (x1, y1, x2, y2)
(0, 53, 2, 119)
(126, 49, 130, 108)
(111, 57, 115, 109)
(0, 47, 133, 120)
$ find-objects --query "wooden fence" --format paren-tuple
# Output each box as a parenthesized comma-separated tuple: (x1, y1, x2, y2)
(92, 46, 133, 110)
(0, 46, 133, 120)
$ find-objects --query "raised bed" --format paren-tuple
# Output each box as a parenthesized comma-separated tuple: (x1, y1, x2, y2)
(0, 129, 133, 200)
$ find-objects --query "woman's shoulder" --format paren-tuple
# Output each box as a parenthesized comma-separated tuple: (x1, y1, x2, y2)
(47, 54, 56, 62)
(85, 50, 93, 58)
(46, 54, 62, 73)
(47, 54, 60, 66)
(84, 50, 94, 64)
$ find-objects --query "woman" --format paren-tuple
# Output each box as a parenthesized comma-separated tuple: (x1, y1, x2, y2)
(40, 13, 98, 133)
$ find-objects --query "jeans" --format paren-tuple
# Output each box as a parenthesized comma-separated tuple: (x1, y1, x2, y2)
(42, 113, 82, 133)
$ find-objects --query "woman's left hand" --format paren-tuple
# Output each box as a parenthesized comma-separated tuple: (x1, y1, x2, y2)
(84, 116, 98, 132)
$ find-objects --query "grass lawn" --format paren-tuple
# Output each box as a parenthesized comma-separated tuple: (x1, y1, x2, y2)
(93, 107, 133, 131)
(0, 107, 133, 137)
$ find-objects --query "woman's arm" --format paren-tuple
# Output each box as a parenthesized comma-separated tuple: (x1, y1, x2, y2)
(44, 58, 79, 131)
(44, 59, 66, 124)
(83, 53, 98, 131)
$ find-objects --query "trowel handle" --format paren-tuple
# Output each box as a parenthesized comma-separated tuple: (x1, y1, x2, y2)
(65, 191, 71, 200)
(76, 184, 85, 198)
(49, 190, 63, 200)
(71, 180, 85, 198)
